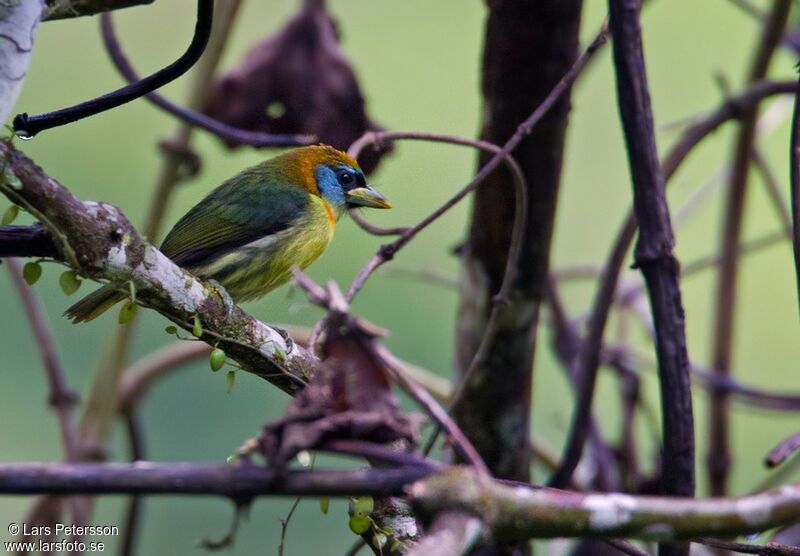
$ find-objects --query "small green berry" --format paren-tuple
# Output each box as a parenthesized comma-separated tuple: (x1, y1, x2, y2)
(319, 496, 329, 515)
(165, 325, 177, 335)
(348, 515, 370, 535)
(225, 370, 235, 393)
(192, 314, 202, 337)
(209, 348, 226, 372)
(353, 496, 374, 516)
(22, 261, 41, 285)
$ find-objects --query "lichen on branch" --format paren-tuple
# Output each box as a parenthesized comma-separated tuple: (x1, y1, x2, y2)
(0, 140, 316, 393)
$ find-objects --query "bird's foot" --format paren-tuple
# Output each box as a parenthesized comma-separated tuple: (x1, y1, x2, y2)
(208, 280, 236, 319)
(272, 326, 295, 353)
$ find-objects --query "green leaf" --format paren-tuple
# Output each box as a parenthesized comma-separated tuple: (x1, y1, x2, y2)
(165, 325, 177, 335)
(192, 314, 203, 337)
(225, 370, 235, 393)
(353, 496, 374, 517)
(348, 515, 370, 535)
(59, 270, 81, 296)
(118, 300, 137, 324)
(209, 348, 226, 372)
(1, 205, 18, 225)
(319, 496, 329, 515)
(22, 261, 41, 285)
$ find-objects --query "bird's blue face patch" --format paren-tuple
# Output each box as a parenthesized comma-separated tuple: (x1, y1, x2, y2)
(315, 164, 366, 210)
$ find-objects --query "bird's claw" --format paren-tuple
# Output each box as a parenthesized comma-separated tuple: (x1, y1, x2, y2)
(273, 326, 295, 352)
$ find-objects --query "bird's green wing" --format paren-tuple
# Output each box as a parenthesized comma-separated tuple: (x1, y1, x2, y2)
(159, 169, 310, 270)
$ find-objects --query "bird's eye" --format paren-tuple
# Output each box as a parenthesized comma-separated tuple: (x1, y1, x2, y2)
(338, 170, 356, 187)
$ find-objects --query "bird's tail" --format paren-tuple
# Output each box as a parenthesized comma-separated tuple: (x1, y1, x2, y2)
(65, 285, 125, 323)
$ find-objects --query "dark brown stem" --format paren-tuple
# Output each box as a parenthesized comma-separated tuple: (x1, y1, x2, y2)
(120, 411, 145, 556)
(790, 71, 800, 319)
(0, 224, 60, 258)
(710, 0, 792, 498)
(0, 463, 432, 497)
(99, 13, 313, 148)
(14, 0, 214, 137)
(607, 3, 694, 556)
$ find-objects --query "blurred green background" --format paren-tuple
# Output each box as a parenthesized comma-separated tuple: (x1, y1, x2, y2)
(2, 0, 800, 553)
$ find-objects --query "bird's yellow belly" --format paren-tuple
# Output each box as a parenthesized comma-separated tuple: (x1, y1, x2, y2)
(201, 197, 336, 302)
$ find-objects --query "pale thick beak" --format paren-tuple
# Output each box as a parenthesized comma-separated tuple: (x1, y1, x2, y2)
(346, 186, 392, 209)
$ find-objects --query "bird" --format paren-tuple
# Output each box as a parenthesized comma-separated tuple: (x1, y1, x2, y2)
(65, 145, 391, 323)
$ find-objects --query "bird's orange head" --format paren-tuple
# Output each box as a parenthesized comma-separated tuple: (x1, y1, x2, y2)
(270, 145, 392, 212)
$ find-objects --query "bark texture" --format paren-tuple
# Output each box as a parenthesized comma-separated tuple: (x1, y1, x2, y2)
(455, 0, 583, 480)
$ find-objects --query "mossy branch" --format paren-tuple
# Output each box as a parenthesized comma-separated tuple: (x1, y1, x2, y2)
(0, 140, 315, 394)
(409, 467, 800, 543)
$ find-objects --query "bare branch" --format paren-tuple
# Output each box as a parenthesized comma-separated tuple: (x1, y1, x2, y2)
(0, 463, 432, 498)
(99, 12, 312, 148)
(0, 224, 59, 258)
(410, 467, 800, 542)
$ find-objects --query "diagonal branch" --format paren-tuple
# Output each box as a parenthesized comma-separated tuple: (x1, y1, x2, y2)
(98, 11, 312, 148)
(0, 140, 316, 393)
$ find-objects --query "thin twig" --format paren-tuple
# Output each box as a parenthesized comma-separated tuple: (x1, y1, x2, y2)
(693, 538, 800, 555)
(550, 76, 797, 495)
(278, 496, 303, 556)
(343, 28, 609, 304)
(99, 12, 312, 148)
(14, 0, 214, 137)
(751, 146, 793, 237)
(6, 259, 79, 460)
(345, 129, 528, 299)
(710, 0, 792, 497)
(306, 128, 530, 348)
(373, 344, 491, 478)
(294, 271, 491, 477)
(765, 431, 800, 468)
(120, 411, 145, 556)
(789, 70, 800, 318)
